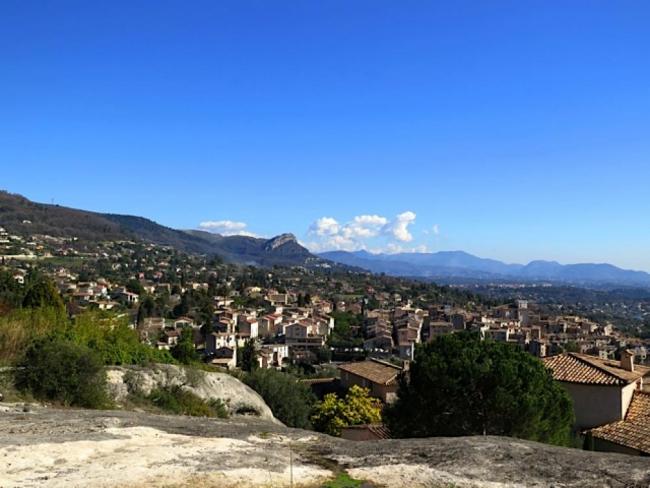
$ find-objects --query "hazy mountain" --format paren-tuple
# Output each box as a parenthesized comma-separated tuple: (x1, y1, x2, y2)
(0, 191, 321, 267)
(319, 250, 650, 287)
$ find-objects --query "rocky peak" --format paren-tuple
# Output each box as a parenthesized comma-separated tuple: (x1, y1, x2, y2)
(264, 233, 298, 252)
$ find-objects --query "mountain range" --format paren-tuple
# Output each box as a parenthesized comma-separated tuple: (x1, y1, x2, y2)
(0, 191, 321, 268)
(319, 250, 650, 287)
(2, 191, 649, 287)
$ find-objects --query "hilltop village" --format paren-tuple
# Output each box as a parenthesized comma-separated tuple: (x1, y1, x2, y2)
(1, 226, 647, 367)
(4, 227, 650, 455)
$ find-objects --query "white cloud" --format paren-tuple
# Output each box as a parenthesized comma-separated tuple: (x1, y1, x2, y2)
(384, 243, 429, 254)
(343, 214, 388, 239)
(304, 236, 362, 252)
(309, 217, 340, 237)
(199, 220, 258, 237)
(432, 224, 440, 235)
(382, 211, 416, 242)
(306, 211, 421, 253)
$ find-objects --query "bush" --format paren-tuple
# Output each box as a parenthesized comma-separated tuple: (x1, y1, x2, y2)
(148, 386, 228, 418)
(385, 332, 574, 446)
(243, 368, 315, 428)
(68, 311, 175, 365)
(311, 385, 382, 436)
(0, 307, 68, 365)
(171, 329, 199, 364)
(0, 308, 174, 367)
(15, 338, 110, 409)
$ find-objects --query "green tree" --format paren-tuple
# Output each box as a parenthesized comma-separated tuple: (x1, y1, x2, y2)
(15, 338, 110, 408)
(328, 311, 363, 348)
(22, 272, 65, 312)
(385, 332, 574, 446)
(243, 368, 315, 428)
(311, 385, 382, 436)
(0, 270, 23, 311)
(563, 341, 580, 353)
(240, 338, 259, 372)
(126, 279, 144, 295)
(171, 329, 198, 364)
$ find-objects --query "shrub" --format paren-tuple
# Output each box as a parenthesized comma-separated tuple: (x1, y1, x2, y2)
(148, 386, 228, 418)
(243, 368, 315, 428)
(234, 403, 260, 416)
(15, 338, 110, 409)
(311, 385, 382, 436)
(0, 307, 67, 365)
(68, 311, 175, 365)
(171, 329, 199, 364)
(322, 473, 364, 488)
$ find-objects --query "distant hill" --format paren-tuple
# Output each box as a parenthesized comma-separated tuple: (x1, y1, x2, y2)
(0, 191, 323, 267)
(319, 250, 650, 287)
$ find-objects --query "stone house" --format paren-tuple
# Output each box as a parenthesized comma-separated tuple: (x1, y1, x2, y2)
(338, 359, 404, 404)
(544, 351, 650, 436)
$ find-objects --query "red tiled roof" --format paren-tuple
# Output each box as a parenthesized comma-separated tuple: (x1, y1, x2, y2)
(338, 359, 402, 385)
(589, 391, 650, 454)
(542, 353, 648, 386)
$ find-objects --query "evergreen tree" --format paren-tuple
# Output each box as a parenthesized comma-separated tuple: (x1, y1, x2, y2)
(385, 332, 574, 446)
(240, 338, 259, 372)
(171, 329, 198, 364)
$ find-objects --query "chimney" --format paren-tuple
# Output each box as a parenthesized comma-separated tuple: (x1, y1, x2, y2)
(621, 350, 635, 372)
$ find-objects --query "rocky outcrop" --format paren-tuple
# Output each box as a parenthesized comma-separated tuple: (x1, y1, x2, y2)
(1, 404, 650, 488)
(106, 364, 278, 423)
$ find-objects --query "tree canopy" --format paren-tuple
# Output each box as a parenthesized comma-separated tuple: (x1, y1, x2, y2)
(15, 338, 110, 408)
(243, 368, 315, 429)
(385, 332, 574, 446)
(311, 385, 382, 436)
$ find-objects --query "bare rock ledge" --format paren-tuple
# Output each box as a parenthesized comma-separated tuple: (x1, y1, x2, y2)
(1, 404, 650, 488)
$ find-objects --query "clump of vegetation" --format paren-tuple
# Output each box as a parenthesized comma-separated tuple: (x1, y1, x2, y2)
(385, 332, 574, 446)
(311, 385, 382, 436)
(240, 338, 259, 372)
(14, 338, 110, 409)
(170, 329, 199, 364)
(243, 368, 315, 428)
(0, 306, 68, 365)
(234, 403, 261, 416)
(147, 386, 229, 418)
(67, 311, 175, 365)
(0, 307, 174, 367)
(322, 472, 364, 488)
(327, 311, 363, 348)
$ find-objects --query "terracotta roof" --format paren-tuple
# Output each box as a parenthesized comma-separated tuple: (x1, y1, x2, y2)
(338, 359, 402, 385)
(589, 391, 650, 454)
(543, 353, 649, 386)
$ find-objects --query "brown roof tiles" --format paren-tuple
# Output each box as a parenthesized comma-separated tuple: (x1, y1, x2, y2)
(589, 391, 650, 454)
(338, 359, 402, 385)
(543, 353, 649, 386)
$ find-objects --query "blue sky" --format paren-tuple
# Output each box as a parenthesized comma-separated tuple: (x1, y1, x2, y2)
(1, 1, 649, 269)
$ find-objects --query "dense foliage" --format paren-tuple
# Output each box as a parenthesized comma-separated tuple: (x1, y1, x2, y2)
(15, 338, 110, 408)
(243, 368, 315, 429)
(66, 311, 175, 365)
(311, 385, 382, 436)
(0, 307, 173, 366)
(0, 271, 64, 314)
(385, 332, 574, 446)
(240, 339, 258, 372)
(328, 311, 363, 348)
(171, 329, 199, 364)
(147, 386, 228, 418)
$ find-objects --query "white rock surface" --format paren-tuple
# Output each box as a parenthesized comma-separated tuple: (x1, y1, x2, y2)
(106, 364, 279, 423)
